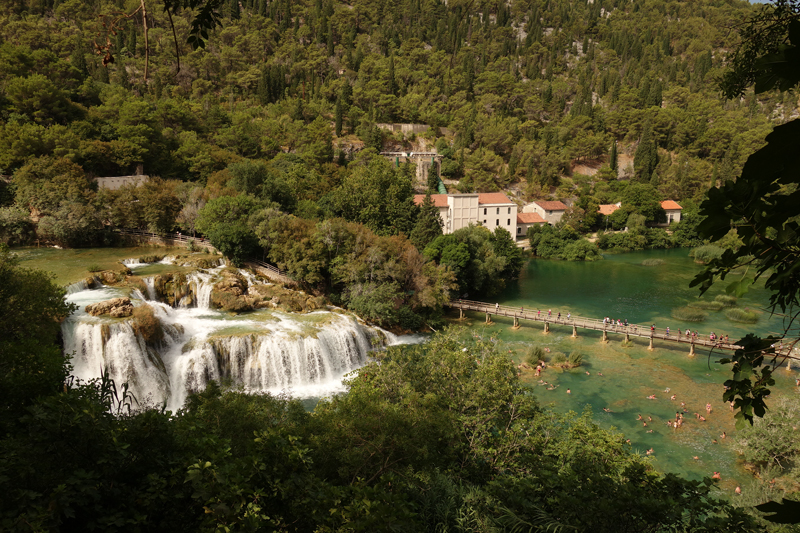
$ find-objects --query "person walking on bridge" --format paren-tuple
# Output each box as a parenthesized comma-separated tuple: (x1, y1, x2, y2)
(496, 303, 499, 312)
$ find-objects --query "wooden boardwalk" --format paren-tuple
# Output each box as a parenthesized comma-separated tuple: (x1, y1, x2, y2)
(448, 299, 740, 355)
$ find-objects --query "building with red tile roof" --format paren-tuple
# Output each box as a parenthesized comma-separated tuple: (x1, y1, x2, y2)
(413, 192, 519, 237)
(523, 200, 568, 224)
(598, 203, 621, 216)
(517, 212, 547, 237)
(660, 200, 682, 225)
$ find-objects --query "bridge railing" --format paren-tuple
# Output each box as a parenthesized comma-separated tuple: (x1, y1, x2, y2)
(449, 299, 744, 350)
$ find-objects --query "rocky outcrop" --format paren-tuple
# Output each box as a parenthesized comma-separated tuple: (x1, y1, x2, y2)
(210, 270, 252, 312)
(85, 297, 134, 318)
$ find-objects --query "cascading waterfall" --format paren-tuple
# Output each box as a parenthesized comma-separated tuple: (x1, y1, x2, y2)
(61, 269, 406, 412)
(142, 277, 157, 301)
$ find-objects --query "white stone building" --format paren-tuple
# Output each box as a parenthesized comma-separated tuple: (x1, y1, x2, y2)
(516, 212, 547, 237)
(661, 200, 682, 225)
(524, 200, 568, 224)
(413, 193, 519, 237)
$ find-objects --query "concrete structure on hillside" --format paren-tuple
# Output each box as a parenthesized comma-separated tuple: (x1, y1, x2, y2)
(413, 193, 518, 237)
(660, 200, 682, 225)
(524, 200, 568, 224)
(376, 123, 431, 135)
(95, 174, 149, 190)
(382, 152, 442, 186)
(516, 212, 547, 237)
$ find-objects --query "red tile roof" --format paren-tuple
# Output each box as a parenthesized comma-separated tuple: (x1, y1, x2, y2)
(533, 200, 567, 211)
(598, 204, 620, 216)
(661, 200, 682, 210)
(517, 212, 546, 224)
(413, 194, 449, 207)
(477, 192, 513, 205)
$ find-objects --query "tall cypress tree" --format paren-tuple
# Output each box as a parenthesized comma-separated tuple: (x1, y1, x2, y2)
(387, 51, 396, 95)
(334, 95, 344, 137)
(410, 192, 443, 251)
(634, 121, 657, 182)
(609, 139, 618, 172)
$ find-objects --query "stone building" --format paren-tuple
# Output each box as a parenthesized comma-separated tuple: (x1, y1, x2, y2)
(524, 200, 568, 224)
(413, 192, 519, 237)
(516, 212, 547, 237)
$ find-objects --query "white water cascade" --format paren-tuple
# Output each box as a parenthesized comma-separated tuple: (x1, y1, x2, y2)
(61, 269, 404, 412)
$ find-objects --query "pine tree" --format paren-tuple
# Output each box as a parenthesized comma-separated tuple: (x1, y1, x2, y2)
(410, 192, 443, 251)
(229, 0, 239, 19)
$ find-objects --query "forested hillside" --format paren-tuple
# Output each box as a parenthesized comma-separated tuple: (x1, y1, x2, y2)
(0, 0, 786, 324)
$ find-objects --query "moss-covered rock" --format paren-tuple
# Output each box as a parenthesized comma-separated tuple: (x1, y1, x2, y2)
(248, 283, 327, 313)
(85, 297, 134, 318)
(210, 269, 252, 312)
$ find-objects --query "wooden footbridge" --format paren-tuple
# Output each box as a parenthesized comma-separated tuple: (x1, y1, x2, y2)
(448, 299, 741, 355)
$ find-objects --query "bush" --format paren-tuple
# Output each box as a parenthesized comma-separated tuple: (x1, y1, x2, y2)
(690, 244, 724, 264)
(714, 294, 738, 307)
(187, 239, 200, 252)
(688, 300, 724, 311)
(397, 305, 424, 331)
(551, 352, 567, 364)
(641, 259, 664, 266)
(567, 351, 583, 367)
(87, 264, 101, 273)
(725, 307, 758, 323)
(525, 346, 546, 366)
(671, 306, 707, 322)
(139, 254, 165, 263)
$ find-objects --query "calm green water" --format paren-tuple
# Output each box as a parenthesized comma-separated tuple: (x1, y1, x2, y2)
(454, 249, 798, 489)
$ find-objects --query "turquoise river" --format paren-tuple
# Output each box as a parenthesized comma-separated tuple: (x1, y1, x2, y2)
(451, 248, 798, 491)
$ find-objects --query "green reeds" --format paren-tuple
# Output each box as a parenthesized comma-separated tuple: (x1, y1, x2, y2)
(688, 300, 724, 311)
(725, 307, 758, 323)
(671, 306, 707, 322)
(714, 294, 738, 307)
(641, 259, 665, 266)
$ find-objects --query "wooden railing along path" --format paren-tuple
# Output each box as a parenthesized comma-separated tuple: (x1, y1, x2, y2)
(449, 299, 741, 355)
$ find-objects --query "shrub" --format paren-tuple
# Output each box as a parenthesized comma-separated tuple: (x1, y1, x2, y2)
(551, 352, 567, 364)
(688, 300, 724, 311)
(690, 245, 724, 264)
(187, 239, 200, 252)
(714, 294, 738, 307)
(139, 254, 165, 263)
(641, 259, 664, 266)
(87, 264, 101, 273)
(671, 306, 707, 322)
(526, 346, 546, 366)
(567, 351, 583, 367)
(132, 304, 164, 345)
(725, 308, 758, 323)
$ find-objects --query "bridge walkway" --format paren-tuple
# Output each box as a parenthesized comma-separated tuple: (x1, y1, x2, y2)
(448, 299, 739, 355)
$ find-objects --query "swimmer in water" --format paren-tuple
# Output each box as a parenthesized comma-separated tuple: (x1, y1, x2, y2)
(712, 472, 721, 480)
(670, 395, 676, 400)
(637, 414, 643, 420)
(693, 456, 699, 461)
(566, 389, 571, 394)
(586, 371, 590, 375)
(646, 448, 654, 455)
(597, 372, 603, 376)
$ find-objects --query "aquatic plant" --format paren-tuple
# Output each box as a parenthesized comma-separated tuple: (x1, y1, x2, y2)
(641, 259, 665, 266)
(138, 254, 165, 263)
(725, 307, 759, 323)
(688, 300, 724, 311)
(87, 264, 101, 272)
(714, 294, 738, 307)
(567, 351, 583, 367)
(690, 245, 724, 264)
(525, 345, 546, 366)
(671, 306, 707, 322)
(551, 352, 567, 364)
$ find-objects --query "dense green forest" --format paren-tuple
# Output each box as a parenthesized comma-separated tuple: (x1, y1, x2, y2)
(0, 0, 785, 325)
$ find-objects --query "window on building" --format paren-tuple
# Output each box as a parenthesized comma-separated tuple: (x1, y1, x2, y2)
(483, 208, 486, 215)
(507, 219, 510, 225)
(517, 227, 521, 234)
(507, 207, 511, 214)
(496, 219, 499, 226)
(483, 219, 486, 224)
(496, 208, 500, 215)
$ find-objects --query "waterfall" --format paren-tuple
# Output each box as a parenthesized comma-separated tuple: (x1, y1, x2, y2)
(62, 319, 172, 407)
(62, 283, 396, 412)
(185, 271, 215, 309)
(142, 277, 157, 301)
(65, 278, 92, 294)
